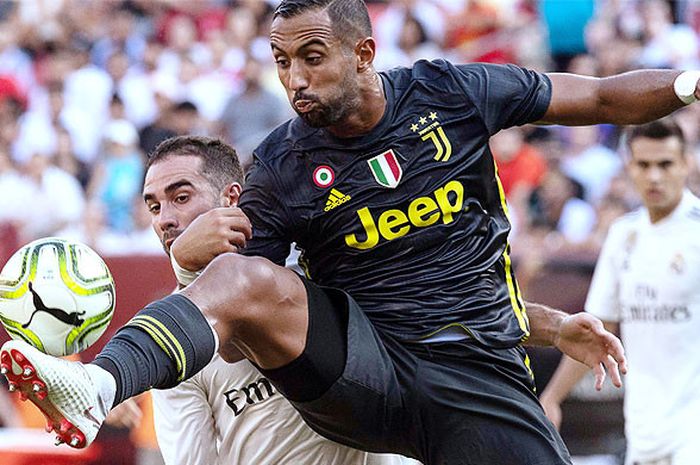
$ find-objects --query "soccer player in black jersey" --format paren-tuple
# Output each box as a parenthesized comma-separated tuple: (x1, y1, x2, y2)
(4, 0, 700, 463)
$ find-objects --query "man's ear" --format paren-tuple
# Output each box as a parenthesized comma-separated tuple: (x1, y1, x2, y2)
(355, 37, 376, 73)
(221, 182, 243, 207)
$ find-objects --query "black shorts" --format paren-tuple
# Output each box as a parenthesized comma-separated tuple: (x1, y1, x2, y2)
(270, 279, 572, 465)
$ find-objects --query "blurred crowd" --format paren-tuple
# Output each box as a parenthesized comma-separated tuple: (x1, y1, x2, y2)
(1, 0, 700, 267)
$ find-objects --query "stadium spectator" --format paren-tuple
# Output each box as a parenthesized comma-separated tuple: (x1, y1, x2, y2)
(0, 148, 33, 231)
(638, 0, 700, 70)
(13, 81, 67, 164)
(492, 126, 548, 199)
(528, 169, 598, 246)
(53, 127, 90, 190)
(539, 0, 595, 71)
(91, 5, 145, 69)
(21, 151, 85, 242)
(374, 0, 447, 55)
(168, 100, 205, 136)
(63, 41, 112, 163)
(560, 126, 623, 206)
(374, 13, 446, 70)
(217, 56, 291, 169)
(138, 77, 179, 156)
(56, 200, 124, 255)
(87, 119, 144, 233)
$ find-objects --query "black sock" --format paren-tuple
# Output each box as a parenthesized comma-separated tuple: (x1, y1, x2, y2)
(92, 294, 216, 407)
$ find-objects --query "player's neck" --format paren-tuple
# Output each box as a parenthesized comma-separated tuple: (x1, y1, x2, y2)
(648, 198, 682, 224)
(326, 72, 386, 138)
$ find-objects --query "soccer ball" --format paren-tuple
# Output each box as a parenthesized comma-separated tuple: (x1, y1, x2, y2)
(0, 237, 115, 356)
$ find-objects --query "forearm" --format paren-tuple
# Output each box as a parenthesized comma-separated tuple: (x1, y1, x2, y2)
(522, 301, 566, 347)
(540, 355, 590, 404)
(543, 70, 686, 126)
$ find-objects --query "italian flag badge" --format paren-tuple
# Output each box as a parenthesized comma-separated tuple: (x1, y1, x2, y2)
(368, 149, 402, 188)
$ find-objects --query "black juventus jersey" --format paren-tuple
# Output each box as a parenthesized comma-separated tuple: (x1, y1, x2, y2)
(240, 59, 551, 347)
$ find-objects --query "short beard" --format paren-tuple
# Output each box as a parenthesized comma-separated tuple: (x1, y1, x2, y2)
(296, 73, 361, 128)
(299, 100, 346, 127)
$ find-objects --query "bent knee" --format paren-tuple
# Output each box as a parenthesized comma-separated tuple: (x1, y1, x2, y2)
(206, 254, 281, 295)
(202, 253, 304, 324)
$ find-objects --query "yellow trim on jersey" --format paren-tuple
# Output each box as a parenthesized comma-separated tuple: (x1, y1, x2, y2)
(523, 353, 536, 392)
(523, 353, 534, 378)
(129, 315, 186, 381)
(493, 160, 530, 337)
(502, 247, 529, 334)
(412, 322, 477, 342)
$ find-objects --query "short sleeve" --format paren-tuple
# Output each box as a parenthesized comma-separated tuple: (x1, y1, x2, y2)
(584, 222, 624, 322)
(454, 63, 552, 135)
(239, 159, 292, 266)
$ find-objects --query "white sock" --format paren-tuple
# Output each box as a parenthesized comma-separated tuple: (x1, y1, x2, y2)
(84, 364, 117, 412)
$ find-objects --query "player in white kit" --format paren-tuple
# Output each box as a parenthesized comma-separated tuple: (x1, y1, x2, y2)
(540, 117, 700, 465)
(154, 354, 413, 465)
(143, 136, 415, 465)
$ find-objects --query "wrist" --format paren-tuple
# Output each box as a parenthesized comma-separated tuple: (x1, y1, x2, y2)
(550, 311, 567, 348)
(170, 250, 201, 286)
(673, 71, 700, 105)
(522, 301, 567, 346)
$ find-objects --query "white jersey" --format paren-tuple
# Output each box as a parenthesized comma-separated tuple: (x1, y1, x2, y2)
(585, 191, 700, 463)
(152, 354, 417, 465)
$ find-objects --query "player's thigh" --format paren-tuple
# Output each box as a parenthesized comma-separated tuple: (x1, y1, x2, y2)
(288, 291, 418, 458)
(414, 343, 572, 465)
(183, 253, 309, 367)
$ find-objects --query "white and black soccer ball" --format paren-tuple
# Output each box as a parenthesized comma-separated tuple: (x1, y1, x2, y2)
(0, 237, 115, 356)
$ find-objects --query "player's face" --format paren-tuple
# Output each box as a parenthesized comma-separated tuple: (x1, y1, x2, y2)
(270, 9, 361, 128)
(143, 156, 221, 254)
(628, 136, 688, 222)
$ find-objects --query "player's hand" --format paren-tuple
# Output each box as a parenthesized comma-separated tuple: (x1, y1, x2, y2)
(171, 207, 253, 272)
(104, 398, 142, 429)
(554, 313, 627, 390)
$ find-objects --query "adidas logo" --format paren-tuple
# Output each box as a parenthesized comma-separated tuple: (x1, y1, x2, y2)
(324, 189, 351, 212)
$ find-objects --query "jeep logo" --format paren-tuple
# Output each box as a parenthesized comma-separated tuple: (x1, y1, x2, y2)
(344, 180, 465, 250)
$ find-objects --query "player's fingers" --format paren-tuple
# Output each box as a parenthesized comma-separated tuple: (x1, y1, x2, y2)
(589, 317, 627, 372)
(603, 354, 622, 388)
(226, 231, 248, 249)
(233, 207, 253, 239)
(618, 355, 628, 375)
(593, 362, 606, 391)
(227, 217, 253, 240)
(600, 332, 627, 375)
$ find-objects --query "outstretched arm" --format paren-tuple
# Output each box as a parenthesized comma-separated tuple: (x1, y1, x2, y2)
(524, 302, 626, 390)
(540, 70, 697, 126)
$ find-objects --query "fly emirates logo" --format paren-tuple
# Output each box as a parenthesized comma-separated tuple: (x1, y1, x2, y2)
(344, 180, 465, 250)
